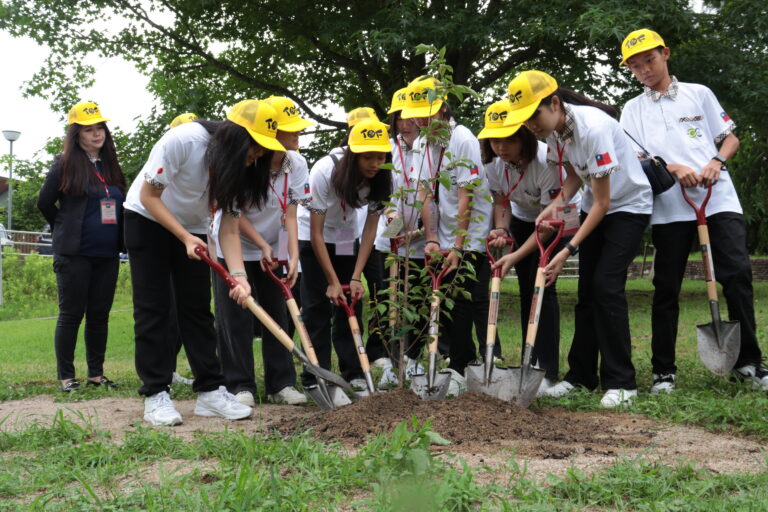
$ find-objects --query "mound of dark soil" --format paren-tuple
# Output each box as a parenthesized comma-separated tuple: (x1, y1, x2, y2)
(279, 389, 655, 458)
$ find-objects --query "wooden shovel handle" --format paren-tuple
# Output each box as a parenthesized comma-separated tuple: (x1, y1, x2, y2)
(697, 224, 719, 302)
(525, 268, 546, 349)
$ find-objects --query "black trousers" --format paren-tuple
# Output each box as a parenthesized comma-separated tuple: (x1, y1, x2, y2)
(212, 258, 296, 395)
(362, 249, 389, 362)
(651, 212, 762, 373)
(298, 240, 364, 386)
(53, 254, 119, 380)
(509, 217, 562, 380)
(443, 251, 487, 373)
(125, 211, 224, 396)
(564, 211, 649, 390)
(470, 249, 502, 359)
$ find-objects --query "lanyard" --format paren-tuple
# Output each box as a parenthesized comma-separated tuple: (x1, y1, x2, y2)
(556, 142, 565, 187)
(503, 164, 525, 204)
(340, 200, 348, 223)
(426, 144, 446, 193)
(269, 170, 289, 215)
(396, 138, 411, 188)
(91, 167, 110, 199)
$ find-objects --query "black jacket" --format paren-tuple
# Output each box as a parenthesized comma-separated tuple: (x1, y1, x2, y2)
(36, 157, 125, 255)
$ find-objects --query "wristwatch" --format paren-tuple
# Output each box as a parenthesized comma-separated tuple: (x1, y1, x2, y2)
(565, 242, 578, 256)
(712, 154, 727, 165)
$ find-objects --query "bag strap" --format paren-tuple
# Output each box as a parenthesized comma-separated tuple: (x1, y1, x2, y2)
(622, 129, 652, 157)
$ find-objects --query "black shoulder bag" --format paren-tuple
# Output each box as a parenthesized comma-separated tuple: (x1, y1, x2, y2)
(622, 129, 675, 195)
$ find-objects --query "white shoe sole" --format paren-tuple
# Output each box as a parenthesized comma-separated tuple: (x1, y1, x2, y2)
(194, 404, 252, 420)
(144, 413, 182, 427)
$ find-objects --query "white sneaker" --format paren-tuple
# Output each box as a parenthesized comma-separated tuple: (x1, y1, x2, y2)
(378, 366, 399, 387)
(600, 389, 637, 408)
(445, 368, 466, 397)
(350, 378, 368, 390)
(268, 386, 308, 405)
(234, 390, 256, 407)
(370, 357, 393, 369)
(172, 372, 193, 386)
(195, 386, 253, 419)
(329, 385, 352, 406)
(650, 373, 676, 394)
(541, 380, 574, 398)
(144, 391, 183, 426)
(404, 357, 425, 379)
(731, 364, 768, 391)
(536, 378, 557, 398)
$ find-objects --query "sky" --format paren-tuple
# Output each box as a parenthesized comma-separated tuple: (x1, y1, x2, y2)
(0, 31, 156, 169)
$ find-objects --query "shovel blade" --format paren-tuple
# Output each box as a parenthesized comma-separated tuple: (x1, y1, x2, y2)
(328, 385, 353, 407)
(503, 366, 546, 408)
(410, 370, 452, 400)
(697, 320, 740, 376)
(305, 384, 335, 411)
(465, 363, 517, 400)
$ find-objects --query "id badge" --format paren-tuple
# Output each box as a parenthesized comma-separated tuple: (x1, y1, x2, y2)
(277, 228, 289, 261)
(427, 201, 439, 237)
(556, 203, 580, 235)
(336, 226, 355, 256)
(100, 199, 117, 224)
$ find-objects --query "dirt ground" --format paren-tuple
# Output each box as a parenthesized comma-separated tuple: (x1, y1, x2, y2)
(1, 391, 765, 480)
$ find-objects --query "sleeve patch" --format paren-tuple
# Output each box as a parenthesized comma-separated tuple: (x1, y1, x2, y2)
(595, 153, 613, 167)
(721, 111, 731, 122)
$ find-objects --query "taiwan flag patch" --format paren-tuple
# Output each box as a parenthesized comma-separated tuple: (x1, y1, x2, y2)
(304, 183, 310, 194)
(470, 165, 479, 175)
(721, 111, 731, 122)
(548, 188, 561, 199)
(595, 152, 612, 166)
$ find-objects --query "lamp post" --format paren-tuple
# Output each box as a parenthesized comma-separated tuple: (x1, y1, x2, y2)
(2, 130, 21, 231)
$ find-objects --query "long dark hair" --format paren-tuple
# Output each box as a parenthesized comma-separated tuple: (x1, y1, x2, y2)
(480, 125, 539, 165)
(59, 122, 125, 195)
(540, 88, 618, 119)
(207, 120, 271, 213)
(330, 147, 392, 209)
(389, 110, 402, 139)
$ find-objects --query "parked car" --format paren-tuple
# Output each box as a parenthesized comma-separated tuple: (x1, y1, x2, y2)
(0, 223, 12, 247)
(37, 224, 53, 255)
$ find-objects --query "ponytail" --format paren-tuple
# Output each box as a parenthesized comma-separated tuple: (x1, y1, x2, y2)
(540, 88, 617, 119)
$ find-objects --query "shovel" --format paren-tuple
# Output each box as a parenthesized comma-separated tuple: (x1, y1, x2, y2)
(264, 259, 339, 410)
(338, 285, 377, 396)
(507, 220, 564, 407)
(195, 247, 355, 402)
(680, 183, 740, 376)
(386, 239, 402, 374)
(410, 250, 452, 400)
(465, 235, 517, 399)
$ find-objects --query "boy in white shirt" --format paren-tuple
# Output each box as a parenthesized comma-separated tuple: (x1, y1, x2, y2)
(619, 28, 767, 392)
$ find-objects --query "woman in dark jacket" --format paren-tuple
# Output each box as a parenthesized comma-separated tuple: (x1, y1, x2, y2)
(37, 101, 126, 392)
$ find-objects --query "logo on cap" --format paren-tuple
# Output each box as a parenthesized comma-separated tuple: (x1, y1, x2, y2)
(509, 90, 523, 104)
(489, 110, 508, 122)
(265, 118, 278, 131)
(625, 34, 646, 49)
(361, 127, 383, 139)
(409, 90, 427, 102)
(282, 105, 298, 117)
(83, 105, 100, 115)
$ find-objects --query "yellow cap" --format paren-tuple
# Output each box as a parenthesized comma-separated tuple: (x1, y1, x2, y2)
(503, 71, 558, 126)
(263, 96, 315, 132)
(477, 99, 522, 139)
(170, 112, 198, 129)
(400, 77, 444, 119)
(226, 100, 286, 152)
(620, 29, 666, 66)
(346, 107, 379, 127)
(68, 101, 110, 126)
(348, 120, 393, 153)
(387, 88, 408, 114)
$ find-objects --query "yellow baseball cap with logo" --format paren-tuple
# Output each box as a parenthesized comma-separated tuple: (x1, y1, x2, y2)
(620, 29, 666, 66)
(503, 70, 559, 126)
(346, 107, 379, 127)
(170, 112, 198, 129)
(387, 88, 408, 114)
(264, 96, 315, 132)
(68, 101, 110, 126)
(400, 77, 444, 119)
(227, 99, 286, 152)
(348, 120, 393, 153)
(478, 99, 522, 139)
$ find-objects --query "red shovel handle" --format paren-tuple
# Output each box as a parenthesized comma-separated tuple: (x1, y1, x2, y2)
(339, 284, 359, 316)
(680, 182, 712, 226)
(390, 238, 400, 253)
(194, 246, 239, 290)
(424, 250, 451, 290)
(486, 235, 515, 278)
(535, 219, 565, 268)
(263, 258, 293, 299)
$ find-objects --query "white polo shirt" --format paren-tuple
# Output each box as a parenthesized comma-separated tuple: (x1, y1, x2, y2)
(297, 151, 379, 243)
(124, 122, 212, 234)
(620, 79, 741, 225)
(546, 104, 652, 216)
(486, 141, 565, 223)
(212, 151, 311, 260)
(374, 136, 425, 258)
(412, 124, 492, 252)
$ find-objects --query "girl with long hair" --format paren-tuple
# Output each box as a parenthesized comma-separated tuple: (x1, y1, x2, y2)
(37, 101, 126, 392)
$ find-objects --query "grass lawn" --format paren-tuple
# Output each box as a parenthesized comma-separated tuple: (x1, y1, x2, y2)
(1, 278, 767, 510)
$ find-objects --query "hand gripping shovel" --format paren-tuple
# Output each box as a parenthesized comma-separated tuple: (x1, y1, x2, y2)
(338, 285, 377, 396)
(410, 251, 452, 400)
(465, 235, 517, 399)
(508, 220, 564, 407)
(263, 259, 339, 410)
(680, 184, 740, 376)
(195, 247, 354, 404)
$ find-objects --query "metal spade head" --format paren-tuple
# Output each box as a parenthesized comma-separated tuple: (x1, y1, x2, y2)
(503, 366, 546, 408)
(410, 370, 452, 400)
(697, 320, 740, 376)
(305, 383, 334, 411)
(465, 363, 519, 400)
